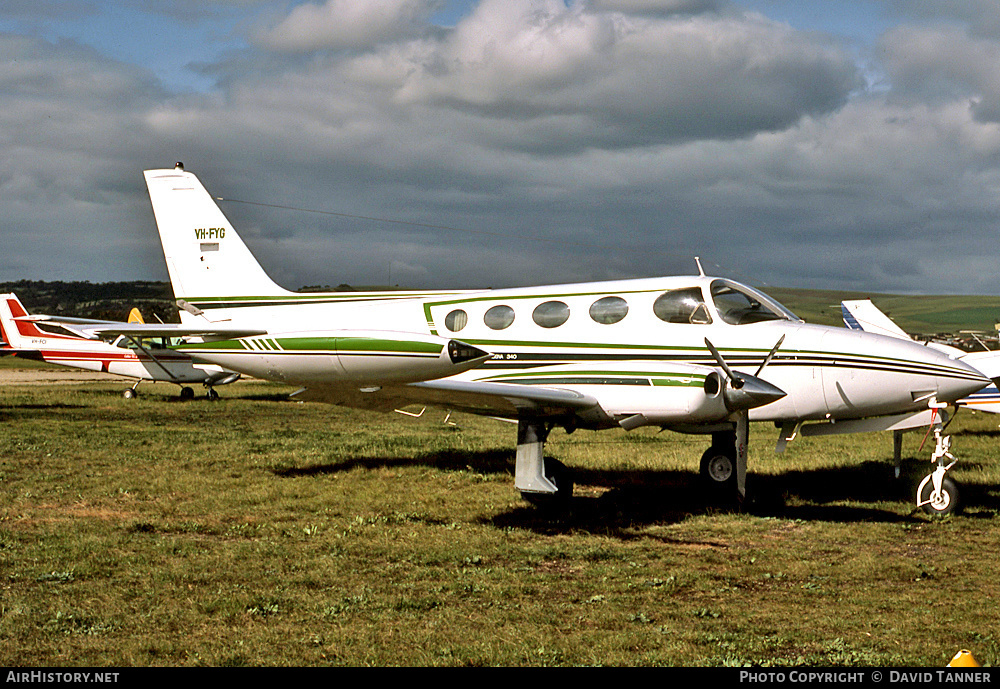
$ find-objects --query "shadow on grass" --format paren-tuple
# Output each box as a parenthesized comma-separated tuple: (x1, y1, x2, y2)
(0, 402, 85, 410)
(270, 448, 515, 477)
(270, 447, 1000, 532)
(952, 428, 1000, 439)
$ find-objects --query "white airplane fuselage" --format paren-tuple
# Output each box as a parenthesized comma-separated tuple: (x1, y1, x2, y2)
(143, 164, 990, 510)
(173, 275, 987, 430)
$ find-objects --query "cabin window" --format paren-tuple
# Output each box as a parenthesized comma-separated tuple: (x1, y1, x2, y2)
(444, 309, 468, 332)
(589, 296, 629, 324)
(653, 288, 713, 324)
(710, 280, 796, 325)
(484, 305, 515, 330)
(532, 301, 570, 328)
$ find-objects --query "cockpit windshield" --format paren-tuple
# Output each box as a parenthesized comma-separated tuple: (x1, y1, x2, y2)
(710, 280, 799, 325)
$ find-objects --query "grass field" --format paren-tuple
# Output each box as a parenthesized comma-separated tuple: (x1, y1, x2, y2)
(1, 369, 999, 667)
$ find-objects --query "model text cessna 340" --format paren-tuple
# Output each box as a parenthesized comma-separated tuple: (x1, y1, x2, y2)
(141, 163, 988, 514)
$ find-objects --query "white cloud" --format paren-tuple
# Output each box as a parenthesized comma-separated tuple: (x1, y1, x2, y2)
(255, 0, 444, 51)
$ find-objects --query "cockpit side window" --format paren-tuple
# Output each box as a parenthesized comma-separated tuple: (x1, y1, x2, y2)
(710, 280, 796, 325)
(652, 288, 713, 324)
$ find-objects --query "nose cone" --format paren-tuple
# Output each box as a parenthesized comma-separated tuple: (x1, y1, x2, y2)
(934, 353, 992, 403)
(724, 373, 787, 412)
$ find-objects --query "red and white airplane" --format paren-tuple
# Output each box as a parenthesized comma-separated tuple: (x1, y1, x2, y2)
(0, 293, 246, 399)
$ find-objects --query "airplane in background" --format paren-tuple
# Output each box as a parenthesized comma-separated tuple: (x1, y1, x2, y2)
(141, 163, 989, 515)
(0, 292, 250, 399)
(842, 299, 1000, 414)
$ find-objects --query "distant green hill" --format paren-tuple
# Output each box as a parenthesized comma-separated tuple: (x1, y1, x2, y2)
(0, 280, 178, 323)
(766, 287, 1000, 336)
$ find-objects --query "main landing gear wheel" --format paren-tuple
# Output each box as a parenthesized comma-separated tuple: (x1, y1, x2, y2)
(698, 435, 742, 508)
(917, 475, 960, 517)
(520, 457, 574, 509)
(122, 388, 138, 400)
(700, 448, 735, 486)
(179, 387, 195, 401)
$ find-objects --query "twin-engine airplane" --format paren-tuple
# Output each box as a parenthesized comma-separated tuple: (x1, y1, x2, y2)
(141, 164, 988, 514)
(0, 293, 250, 399)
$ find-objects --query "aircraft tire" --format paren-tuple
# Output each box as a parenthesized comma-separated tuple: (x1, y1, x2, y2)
(918, 475, 961, 517)
(122, 388, 137, 400)
(700, 448, 735, 485)
(521, 458, 573, 509)
(179, 387, 195, 401)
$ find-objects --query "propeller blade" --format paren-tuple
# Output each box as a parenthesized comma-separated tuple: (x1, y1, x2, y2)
(754, 334, 786, 377)
(704, 338, 744, 389)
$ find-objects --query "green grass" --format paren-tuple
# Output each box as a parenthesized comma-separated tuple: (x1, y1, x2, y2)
(2, 378, 1000, 666)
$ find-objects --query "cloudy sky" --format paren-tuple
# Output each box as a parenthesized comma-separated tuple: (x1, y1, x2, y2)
(2, 0, 1000, 295)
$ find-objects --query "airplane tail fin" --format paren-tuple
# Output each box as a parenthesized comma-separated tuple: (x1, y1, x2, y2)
(143, 164, 294, 317)
(0, 293, 51, 350)
(0, 295, 11, 349)
(841, 299, 911, 340)
(128, 308, 144, 324)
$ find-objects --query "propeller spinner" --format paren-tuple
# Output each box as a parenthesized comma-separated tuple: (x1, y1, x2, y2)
(704, 337, 787, 412)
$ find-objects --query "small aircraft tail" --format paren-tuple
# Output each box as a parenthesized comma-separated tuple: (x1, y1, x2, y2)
(143, 164, 294, 318)
(841, 299, 911, 340)
(0, 296, 10, 349)
(0, 293, 44, 350)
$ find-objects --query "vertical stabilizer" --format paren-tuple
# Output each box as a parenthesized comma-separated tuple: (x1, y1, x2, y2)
(143, 164, 293, 311)
(841, 299, 911, 340)
(0, 295, 12, 348)
(0, 294, 33, 348)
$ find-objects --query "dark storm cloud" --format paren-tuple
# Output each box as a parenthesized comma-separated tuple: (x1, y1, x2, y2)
(2, 0, 1000, 296)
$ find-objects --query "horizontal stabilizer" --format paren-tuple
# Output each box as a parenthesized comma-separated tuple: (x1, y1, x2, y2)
(13, 314, 266, 341)
(80, 323, 268, 340)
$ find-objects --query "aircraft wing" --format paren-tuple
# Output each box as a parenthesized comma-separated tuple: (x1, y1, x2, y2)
(960, 350, 1000, 383)
(79, 323, 267, 340)
(292, 378, 605, 421)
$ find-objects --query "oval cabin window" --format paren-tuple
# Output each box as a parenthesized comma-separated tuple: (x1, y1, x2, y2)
(589, 296, 628, 325)
(532, 301, 570, 328)
(484, 305, 515, 330)
(444, 309, 468, 332)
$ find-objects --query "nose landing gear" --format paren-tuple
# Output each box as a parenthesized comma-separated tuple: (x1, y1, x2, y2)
(916, 425, 960, 516)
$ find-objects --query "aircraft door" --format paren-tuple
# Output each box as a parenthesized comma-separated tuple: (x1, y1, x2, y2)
(818, 329, 862, 417)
